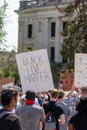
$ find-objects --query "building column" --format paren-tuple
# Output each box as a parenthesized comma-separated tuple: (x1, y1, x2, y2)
(18, 19, 24, 52)
(43, 19, 49, 51)
(55, 18, 63, 62)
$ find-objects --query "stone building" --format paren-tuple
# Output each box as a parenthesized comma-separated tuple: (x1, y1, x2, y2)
(15, 0, 74, 62)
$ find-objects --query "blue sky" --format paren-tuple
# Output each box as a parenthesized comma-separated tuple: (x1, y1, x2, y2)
(0, 0, 19, 51)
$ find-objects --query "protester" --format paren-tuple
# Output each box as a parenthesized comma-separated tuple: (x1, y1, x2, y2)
(16, 90, 45, 130)
(65, 88, 80, 116)
(0, 87, 22, 130)
(43, 89, 65, 130)
(69, 97, 87, 130)
(58, 90, 71, 130)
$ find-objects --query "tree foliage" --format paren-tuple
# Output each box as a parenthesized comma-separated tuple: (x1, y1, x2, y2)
(0, 50, 19, 84)
(0, 0, 8, 44)
(50, 60, 62, 87)
(59, 0, 87, 68)
(0, 1, 20, 84)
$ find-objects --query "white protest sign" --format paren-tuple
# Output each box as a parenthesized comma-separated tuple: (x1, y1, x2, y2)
(2, 82, 14, 89)
(16, 49, 54, 93)
(74, 53, 87, 88)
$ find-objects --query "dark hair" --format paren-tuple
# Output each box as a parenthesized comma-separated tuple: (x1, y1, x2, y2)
(81, 87, 87, 94)
(76, 97, 87, 116)
(25, 90, 35, 100)
(1, 87, 18, 106)
(58, 90, 65, 99)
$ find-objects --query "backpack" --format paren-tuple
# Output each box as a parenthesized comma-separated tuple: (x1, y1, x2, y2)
(42, 111, 57, 130)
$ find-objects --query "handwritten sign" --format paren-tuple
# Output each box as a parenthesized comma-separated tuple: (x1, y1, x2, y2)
(60, 69, 74, 91)
(74, 53, 87, 88)
(16, 49, 54, 93)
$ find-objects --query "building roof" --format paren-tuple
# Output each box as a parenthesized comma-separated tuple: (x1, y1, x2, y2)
(19, 0, 74, 10)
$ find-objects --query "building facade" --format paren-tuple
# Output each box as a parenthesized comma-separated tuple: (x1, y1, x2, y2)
(16, 0, 74, 62)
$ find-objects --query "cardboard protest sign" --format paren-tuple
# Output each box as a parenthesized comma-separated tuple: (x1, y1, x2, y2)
(74, 53, 87, 88)
(16, 49, 54, 93)
(60, 69, 74, 91)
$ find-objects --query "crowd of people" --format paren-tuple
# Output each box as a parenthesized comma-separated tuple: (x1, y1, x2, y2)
(0, 84, 87, 130)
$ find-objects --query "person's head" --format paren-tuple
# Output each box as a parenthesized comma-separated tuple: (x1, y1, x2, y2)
(25, 90, 35, 100)
(50, 89, 58, 100)
(1, 87, 18, 109)
(58, 90, 65, 100)
(76, 97, 87, 116)
(81, 86, 87, 97)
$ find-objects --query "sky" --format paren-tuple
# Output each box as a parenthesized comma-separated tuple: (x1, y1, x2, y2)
(0, 0, 19, 51)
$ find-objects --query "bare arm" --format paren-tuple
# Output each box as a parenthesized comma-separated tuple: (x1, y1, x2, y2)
(59, 114, 65, 125)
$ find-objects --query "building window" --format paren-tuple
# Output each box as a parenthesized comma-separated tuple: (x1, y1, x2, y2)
(63, 21, 68, 36)
(63, 21, 67, 30)
(50, 47, 55, 61)
(27, 47, 32, 51)
(51, 22, 55, 37)
(62, 58, 67, 63)
(28, 24, 32, 38)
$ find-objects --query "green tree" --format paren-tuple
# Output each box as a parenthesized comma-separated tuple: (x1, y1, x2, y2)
(59, 0, 87, 68)
(0, 0, 8, 45)
(0, 50, 19, 84)
(50, 60, 62, 87)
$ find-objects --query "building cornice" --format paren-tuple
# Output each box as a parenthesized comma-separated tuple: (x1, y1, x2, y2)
(15, 4, 64, 15)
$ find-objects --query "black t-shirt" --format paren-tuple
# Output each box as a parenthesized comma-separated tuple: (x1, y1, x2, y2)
(69, 113, 87, 130)
(43, 101, 64, 130)
(0, 109, 22, 130)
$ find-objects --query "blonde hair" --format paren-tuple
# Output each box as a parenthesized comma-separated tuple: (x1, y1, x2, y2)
(51, 89, 58, 98)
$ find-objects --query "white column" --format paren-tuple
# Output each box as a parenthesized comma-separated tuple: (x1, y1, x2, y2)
(55, 18, 62, 62)
(43, 19, 49, 51)
(18, 19, 24, 52)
